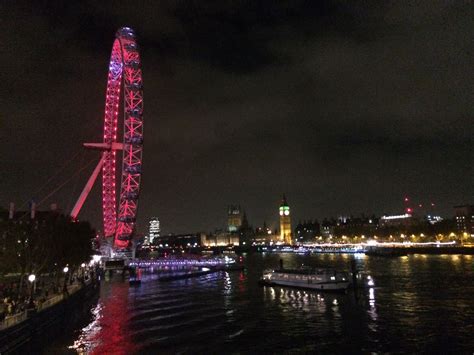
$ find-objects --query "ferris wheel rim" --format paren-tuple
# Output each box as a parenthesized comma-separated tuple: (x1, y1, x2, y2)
(101, 27, 143, 250)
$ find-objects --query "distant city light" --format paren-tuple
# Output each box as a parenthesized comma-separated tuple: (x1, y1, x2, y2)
(148, 217, 160, 244)
(381, 213, 411, 220)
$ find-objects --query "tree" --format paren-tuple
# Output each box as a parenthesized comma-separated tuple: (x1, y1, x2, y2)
(0, 211, 94, 277)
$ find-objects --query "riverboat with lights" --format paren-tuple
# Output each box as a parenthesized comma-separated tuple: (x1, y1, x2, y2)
(259, 268, 350, 291)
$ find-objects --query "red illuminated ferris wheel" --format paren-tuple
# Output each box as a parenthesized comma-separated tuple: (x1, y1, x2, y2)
(70, 27, 143, 250)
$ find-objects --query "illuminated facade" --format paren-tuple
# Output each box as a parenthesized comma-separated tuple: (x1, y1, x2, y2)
(202, 233, 240, 247)
(148, 217, 160, 244)
(228, 205, 242, 233)
(379, 213, 413, 227)
(279, 195, 292, 244)
(454, 205, 474, 236)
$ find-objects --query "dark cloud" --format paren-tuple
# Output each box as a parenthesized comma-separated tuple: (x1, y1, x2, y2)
(1, 1, 472, 234)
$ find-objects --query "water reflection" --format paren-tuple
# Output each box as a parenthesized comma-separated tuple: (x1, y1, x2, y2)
(223, 271, 232, 296)
(369, 288, 375, 306)
(61, 253, 474, 354)
(69, 303, 103, 353)
(367, 287, 378, 333)
(223, 271, 233, 321)
(262, 285, 347, 318)
(70, 282, 137, 354)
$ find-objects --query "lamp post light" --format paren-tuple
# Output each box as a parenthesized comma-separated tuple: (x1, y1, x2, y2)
(80, 263, 86, 284)
(63, 266, 69, 293)
(28, 274, 36, 299)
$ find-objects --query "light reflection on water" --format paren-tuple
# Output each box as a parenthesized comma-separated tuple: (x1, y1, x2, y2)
(68, 303, 103, 353)
(61, 254, 474, 354)
(72, 281, 138, 355)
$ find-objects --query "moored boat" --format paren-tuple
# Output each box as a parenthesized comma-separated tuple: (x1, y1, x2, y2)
(259, 267, 350, 291)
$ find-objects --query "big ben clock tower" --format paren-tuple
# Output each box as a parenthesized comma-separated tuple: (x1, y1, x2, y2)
(279, 195, 292, 244)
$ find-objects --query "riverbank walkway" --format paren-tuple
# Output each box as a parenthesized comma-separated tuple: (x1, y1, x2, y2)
(0, 279, 92, 331)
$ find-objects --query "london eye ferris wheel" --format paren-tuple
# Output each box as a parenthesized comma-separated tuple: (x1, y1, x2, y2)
(70, 27, 144, 250)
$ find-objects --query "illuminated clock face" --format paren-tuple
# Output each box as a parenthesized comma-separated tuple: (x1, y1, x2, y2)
(284, 210, 290, 216)
(279, 210, 284, 216)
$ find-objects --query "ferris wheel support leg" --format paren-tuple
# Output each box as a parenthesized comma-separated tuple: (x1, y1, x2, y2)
(70, 154, 106, 220)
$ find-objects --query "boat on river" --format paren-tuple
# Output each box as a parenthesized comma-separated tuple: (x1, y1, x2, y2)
(259, 267, 350, 291)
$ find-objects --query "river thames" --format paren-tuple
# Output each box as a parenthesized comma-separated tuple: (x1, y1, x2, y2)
(46, 253, 474, 354)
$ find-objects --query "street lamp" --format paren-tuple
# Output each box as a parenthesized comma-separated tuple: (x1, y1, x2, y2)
(28, 274, 36, 299)
(63, 266, 69, 293)
(80, 263, 86, 283)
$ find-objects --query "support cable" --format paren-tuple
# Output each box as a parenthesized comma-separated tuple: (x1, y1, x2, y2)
(17, 148, 83, 210)
(36, 157, 98, 208)
(17, 156, 99, 220)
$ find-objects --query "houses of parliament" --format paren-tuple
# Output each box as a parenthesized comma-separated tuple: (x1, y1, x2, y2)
(225, 195, 293, 245)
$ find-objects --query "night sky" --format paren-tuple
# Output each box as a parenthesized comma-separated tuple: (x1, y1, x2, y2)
(1, 1, 473, 235)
